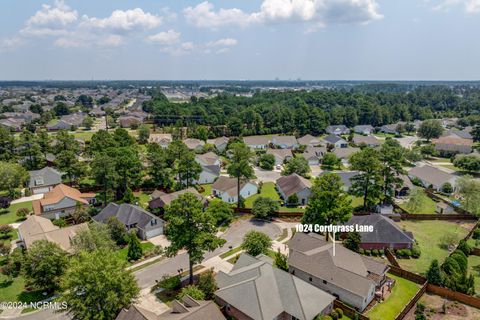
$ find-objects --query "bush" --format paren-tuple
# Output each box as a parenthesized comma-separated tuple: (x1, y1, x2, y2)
(372, 249, 379, 256)
(411, 245, 421, 258)
(252, 197, 279, 219)
(359, 248, 365, 255)
(177, 285, 205, 300)
(241, 231, 272, 256)
(379, 249, 385, 256)
(365, 249, 371, 256)
(473, 228, 480, 240)
(154, 274, 181, 293)
(197, 269, 217, 300)
(24, 189, 32, 197)
(330, 310, 338, 320)
(441, 182, 453, 194)
(0, 224, 13, 239)
(52, 218, 67, 228)
(16, 207, 30, 218)
(457, 240, 472, 256)
(335, 308, 343, 318)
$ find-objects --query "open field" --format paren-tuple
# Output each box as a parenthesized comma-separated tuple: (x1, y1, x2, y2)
(396, 220, 474, 275)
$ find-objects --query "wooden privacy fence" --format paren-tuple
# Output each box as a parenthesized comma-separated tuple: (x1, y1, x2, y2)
(333, 300, 369, 320)
(399, 213, 478, 221)
(427, 284, 480, 309)
(385, 249, 400, 267)
(395, 283, 428, 320)
(388, 265, 427, 285)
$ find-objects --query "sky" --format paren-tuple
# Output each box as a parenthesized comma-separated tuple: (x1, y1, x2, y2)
(0, 0, 479, 81)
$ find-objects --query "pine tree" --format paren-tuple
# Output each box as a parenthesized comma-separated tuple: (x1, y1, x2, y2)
(426, 259, 443, 286)
(127, 231, 143, 261)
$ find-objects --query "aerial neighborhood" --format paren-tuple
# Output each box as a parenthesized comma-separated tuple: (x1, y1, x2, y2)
(0, 81, 480, 320)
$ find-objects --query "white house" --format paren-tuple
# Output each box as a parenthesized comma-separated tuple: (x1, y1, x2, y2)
(408, 165, 457, 191)
(212, 176, 258, 204)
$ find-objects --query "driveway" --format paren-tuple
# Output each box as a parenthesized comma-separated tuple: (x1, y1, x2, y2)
(134, 218, 281, 288)
(395, 135, 419, 149)
(253, 167, 281, 183)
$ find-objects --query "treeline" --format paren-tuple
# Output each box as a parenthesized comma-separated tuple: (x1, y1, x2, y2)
(143, 86, 480, 137)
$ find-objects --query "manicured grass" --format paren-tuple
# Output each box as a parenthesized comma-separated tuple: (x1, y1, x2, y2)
(399, 191, 437, 214)
(199, 184, 212, 197)
(367, 274, 420, 320)
(0, 270, 45, 303)
(219, 246, 243, 259)
(133, 191, 151, 209)
(396, 220, 472, 275)
(72, 131, 95, 141)
(349, 196, 364, 209)
(244, 182, 280, 208)
(0, 201, 32, 225)
(468, 255, 480, 295)
(115, 242, 155, 262)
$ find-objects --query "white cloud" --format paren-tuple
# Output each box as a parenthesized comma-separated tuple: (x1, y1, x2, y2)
(0, 37, 24, 52)
(183, 0, 383, 30)
(80, 8, 162, 34)
(20, 0, 77, 36)
(432, 0, 480, 12)
(147, 29, 181, 45)
(207, 38, 238, 47)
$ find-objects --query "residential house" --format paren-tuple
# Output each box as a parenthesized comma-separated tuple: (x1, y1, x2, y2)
(93, 203, 164, 240)
(118, 116, 142, 128)
(207, 136, 229, 152)
(47, 113, 86, 130)
(148, 188, 206, 211)
(297, 134, 321, 147)
(194, 152, 221, 184)
(408, 165, 457, 191)
(288, 233, 389, 311)
(195, 151, 221, 167)
(318, 171, 359, 191)
(243, 136, 269, 150)
(18, 215, 87, 253)
(271, 136, 298, 149)
(380, 124, 400, 135)
(266, 148, 293, 166)
(212, 176, 258, 203)
(183, 138, 205, 152)
(116, 295, 225, 320)
(352, 135, 382, 148)
(28, 167, 63, 194)
(303, 146, 327, 165)
(433, 136, 473, 155)
(333, 147, 360, 164)
(149, 133, 173, 148)
(396, 174, 414, 197)
(443, 129, 473, 140)
(326, 125, 349, 135)
(353, 125, 375, 135)
(0, 118, 23, 131)
(322, 134, 348, 149)
(32, 184, 96, 220)
(276, 173, 312, 205)
(215, 253, 335, 320)
(346, 215, 415, 250)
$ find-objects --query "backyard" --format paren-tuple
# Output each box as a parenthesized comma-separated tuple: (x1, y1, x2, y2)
(0, 201, 32, 225)
(467, 255, 480, 295)
(396, 220, 474, 275)
(367, 273, 420, 320)
(0, 258, 45, 303)
(398, 190, 437, 214)
(244, 182, 280, 208)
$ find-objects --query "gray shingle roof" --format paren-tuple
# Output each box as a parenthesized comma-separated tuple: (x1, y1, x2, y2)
(347, 214, 415, 245)
(276, 173, 311, 198)
(408, 165, 455, 187)
(215, 253, 335, 320)
(318, 171, 359, 188)
(28, 167, 63, 188)
(93, 203, 162, 229)
(323, 134, 346, 144)
(288, 233, 388, 298)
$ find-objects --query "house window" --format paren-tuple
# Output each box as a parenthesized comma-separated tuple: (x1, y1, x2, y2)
(151, 219, 157, 226)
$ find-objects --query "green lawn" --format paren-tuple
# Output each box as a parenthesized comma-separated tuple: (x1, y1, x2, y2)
(133, 191, 151, 209)
(467, 255, 480, 295)
(367, 274, 420, 320)
(199, 184, 212, 197)
(0, 260, 45, 303)
(349, 196, 364, 209)
(219, 246, 243, 259)
(0, 201, 32, 225)
(115, 242, 155, 262)
(244, 182, 280, 208)
(399, 191, 437, 214)
(396, 220, 472, 275)
(72, 131, 95, 141)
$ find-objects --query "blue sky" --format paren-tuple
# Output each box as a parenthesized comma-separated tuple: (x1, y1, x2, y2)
(0, 0, 479, 80)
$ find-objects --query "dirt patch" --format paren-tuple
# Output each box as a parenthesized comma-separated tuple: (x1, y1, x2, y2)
(404, 293, 480, 320)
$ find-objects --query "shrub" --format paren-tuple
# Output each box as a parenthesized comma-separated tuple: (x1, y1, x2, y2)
(177, 285, 205, 300)
(252, 197, 279, 220)
(241, 231, 272, 256)
(197, 269, 217, 300)
(359, 248, 365, 255)
(330, 310, 338, 320)
(411, 245, 421, 258)
(335, 308, 343, 318)
(24, 189, 32, 197)
(154, 274, 181, 293)
(379, 249, 385, 256)
(365, 249, 371, 256)
(441, 182, 453, 194)
(0, 224, 13, 239)
(457, 240, 472, 256)
(52, 218, 67, 228)
(473, 228, 480, 240)
(16, 207, 30, 218)
(372, 249, 379, 256)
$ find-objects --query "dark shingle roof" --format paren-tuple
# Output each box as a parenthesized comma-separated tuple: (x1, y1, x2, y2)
(347, 215, 415, 245)
(276, 174, 311, 198)
(28, 167, 63, 188)
(93, 203, 161, 229)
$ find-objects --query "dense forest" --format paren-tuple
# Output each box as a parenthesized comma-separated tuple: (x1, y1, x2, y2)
(143, 85, 480, 137)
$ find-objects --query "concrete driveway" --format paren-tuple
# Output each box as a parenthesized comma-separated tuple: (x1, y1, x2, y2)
(253, 167, 281, 183)
(395, 135, 419, 149)
(134, 218, 281, 289)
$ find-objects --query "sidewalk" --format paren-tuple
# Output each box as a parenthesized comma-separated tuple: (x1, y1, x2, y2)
(10, 194, 43, 205)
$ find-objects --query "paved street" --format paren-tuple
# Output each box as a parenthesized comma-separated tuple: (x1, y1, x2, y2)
(134, 218, 281, 288)
(395, 135, 419, 149)
(253, 167, 281, 183)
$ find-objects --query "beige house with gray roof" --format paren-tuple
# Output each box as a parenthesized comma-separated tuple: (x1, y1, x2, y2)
(288, 233, 388, 311)
(276, 173, 312, 205)
(215, 253, 335, 320)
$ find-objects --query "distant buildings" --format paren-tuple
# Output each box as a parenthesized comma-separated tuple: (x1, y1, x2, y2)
(353, 125, 374, 135)
(28, 167, 63, 194)
(326, 125, 349, 135)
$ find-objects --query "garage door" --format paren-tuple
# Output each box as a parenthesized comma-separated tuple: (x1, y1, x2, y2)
(145, 227, 163, 239)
